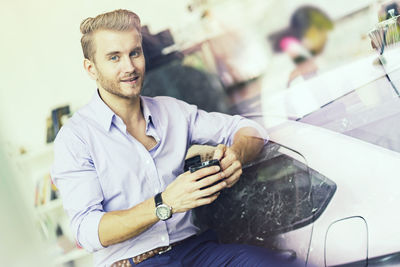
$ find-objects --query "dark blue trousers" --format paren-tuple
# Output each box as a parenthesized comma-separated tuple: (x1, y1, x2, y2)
(131, 230, 305, 266)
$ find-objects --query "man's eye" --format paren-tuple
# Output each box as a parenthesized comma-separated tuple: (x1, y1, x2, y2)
(130, 50, 140, 57)
(110, 55, 119, 61)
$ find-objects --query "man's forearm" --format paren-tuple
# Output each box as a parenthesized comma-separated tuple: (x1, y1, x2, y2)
(231, 127, 265, 165)
(98, 197, 158, 247)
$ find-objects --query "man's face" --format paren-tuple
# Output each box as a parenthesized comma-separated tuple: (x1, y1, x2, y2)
(90, 29, 145, 100)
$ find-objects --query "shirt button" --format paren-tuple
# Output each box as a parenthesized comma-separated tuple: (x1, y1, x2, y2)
(161, 236, 166, 242)
(146, 160, 150, 164)
(155, 189, 159, 194)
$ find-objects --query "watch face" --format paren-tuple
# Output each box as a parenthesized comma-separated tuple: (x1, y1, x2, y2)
(156, 204, 171, 220)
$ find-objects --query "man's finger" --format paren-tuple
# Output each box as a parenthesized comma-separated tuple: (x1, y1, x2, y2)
(194, 171, 225, 191)
(195, 192, 220, 207)
(224, 169, 242, 188)
(221, 160, 241, 178)
(213, 144, 226, 160)
(190, 165, 221, 181)
(219, 152, 237, 170)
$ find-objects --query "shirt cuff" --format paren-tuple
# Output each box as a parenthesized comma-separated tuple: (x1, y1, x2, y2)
(77, 210, 106, 252)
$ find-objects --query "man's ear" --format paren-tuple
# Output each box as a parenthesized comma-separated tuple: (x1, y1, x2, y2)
(83, 58, 97, 80)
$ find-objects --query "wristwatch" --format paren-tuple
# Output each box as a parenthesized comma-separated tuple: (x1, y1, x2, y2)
(155, 192, 172, 221)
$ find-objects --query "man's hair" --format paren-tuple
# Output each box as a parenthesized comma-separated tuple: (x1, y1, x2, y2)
(80, 9, 141, 61)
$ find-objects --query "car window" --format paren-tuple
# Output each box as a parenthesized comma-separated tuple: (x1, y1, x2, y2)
(193, 141, 336, 247)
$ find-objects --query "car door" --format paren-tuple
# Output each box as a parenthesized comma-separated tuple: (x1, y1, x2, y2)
(193, 140, 336, 266)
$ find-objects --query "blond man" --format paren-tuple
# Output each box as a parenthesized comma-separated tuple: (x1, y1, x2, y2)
(52, 9, 290, 267)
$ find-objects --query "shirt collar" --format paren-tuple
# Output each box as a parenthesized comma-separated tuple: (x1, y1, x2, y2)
(89, 90, 115, 132)
(89, 90, 154, 132)
(140, 96, 153, 126)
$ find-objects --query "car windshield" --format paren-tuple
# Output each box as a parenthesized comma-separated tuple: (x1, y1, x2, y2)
(299, 60, 400, 153)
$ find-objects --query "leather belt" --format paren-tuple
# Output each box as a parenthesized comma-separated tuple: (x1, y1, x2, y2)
(111, 238, 189, 266)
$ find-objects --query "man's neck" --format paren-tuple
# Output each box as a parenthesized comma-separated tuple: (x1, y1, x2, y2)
(97, 89, 156, 150)
(97, 88, 144, 127)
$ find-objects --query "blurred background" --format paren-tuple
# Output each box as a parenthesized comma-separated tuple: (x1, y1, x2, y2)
(0, 0, 397, 266)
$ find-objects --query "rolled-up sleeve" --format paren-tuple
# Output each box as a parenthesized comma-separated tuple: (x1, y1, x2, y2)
(51, 126, 105, 252)
(184, 103, 268, 146)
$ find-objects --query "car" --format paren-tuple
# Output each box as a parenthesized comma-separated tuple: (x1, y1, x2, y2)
(191, 47, 400, 266)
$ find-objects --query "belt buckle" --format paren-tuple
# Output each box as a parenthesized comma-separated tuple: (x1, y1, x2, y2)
(158, 245, 172, 255)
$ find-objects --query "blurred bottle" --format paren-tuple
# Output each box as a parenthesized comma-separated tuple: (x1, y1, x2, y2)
(279, 36, 312, 64)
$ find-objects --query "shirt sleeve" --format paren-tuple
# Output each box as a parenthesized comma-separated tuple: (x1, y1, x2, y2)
(51, 125, 105, 252)
(183, 101, 268, 146)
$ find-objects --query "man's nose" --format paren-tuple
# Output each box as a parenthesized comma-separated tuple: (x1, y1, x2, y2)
(122, 56, 135, 73)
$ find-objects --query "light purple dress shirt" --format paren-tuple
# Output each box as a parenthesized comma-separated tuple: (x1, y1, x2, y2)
(51, 90, 267, 267)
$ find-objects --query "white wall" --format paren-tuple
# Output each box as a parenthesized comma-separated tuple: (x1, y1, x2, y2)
(0, 0, 191, 154)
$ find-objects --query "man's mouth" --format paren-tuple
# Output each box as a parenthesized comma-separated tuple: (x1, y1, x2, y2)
(121, 76, 139, 83)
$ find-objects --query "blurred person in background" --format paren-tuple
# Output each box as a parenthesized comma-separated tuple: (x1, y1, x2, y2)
(270, 6, 333, 87)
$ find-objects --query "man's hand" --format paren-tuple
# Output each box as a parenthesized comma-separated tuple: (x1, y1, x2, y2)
(211, 127, 265, 188)
(98, 165, 226, 247)
(212, 144, 243, 188)
(162, 166, 226, 214)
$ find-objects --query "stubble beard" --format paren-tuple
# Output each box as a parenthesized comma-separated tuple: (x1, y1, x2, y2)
(97, 70, 144, 100)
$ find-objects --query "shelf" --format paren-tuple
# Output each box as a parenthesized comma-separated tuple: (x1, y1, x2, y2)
(54, 248, 90, 265)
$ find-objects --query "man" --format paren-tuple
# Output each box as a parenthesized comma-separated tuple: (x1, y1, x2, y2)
(52, 9, 280, 267)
